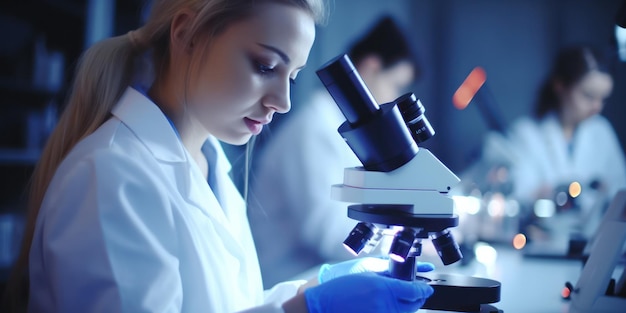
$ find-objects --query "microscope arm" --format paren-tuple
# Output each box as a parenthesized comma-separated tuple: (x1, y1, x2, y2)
(331, 148, 460, 215)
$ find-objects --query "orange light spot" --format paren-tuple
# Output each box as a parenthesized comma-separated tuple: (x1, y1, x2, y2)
(569, 181, 582, 198)
(453, 67, 487, 110)
(512, 233, 527, 250)
(561, 287, 571, 299)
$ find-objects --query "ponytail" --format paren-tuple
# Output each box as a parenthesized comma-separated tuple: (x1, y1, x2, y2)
(2, 33, 142, 312)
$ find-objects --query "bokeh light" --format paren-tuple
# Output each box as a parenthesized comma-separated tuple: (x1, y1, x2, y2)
(555, 191, 568, 207)
(512, 233, 526, 250)
(534, 199, 556, 218)
(561, 286, 571, 299)
(452, 67, 486, 110)
(487, 192, 506, 217)
(505, 199, 520, 217)
(569, 181, 582, 198)
(474, 242, 498, 265)
(452, 196, 482, 215)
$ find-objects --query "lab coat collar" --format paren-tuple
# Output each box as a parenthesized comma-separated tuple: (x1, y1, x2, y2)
(112, 87, 254, 276)
(111, 87, 187, 163)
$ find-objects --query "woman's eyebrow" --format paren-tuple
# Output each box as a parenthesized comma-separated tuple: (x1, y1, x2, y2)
(257, 43, 290, 64)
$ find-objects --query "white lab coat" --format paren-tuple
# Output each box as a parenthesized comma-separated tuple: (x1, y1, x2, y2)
(28, 87, 304, 313)
(482, 112, 626, 210)
(249, 90, 366, 288)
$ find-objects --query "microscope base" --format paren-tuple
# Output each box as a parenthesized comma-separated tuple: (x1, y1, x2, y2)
(432, 304, 503, 313)
(418, 273, 501, 312)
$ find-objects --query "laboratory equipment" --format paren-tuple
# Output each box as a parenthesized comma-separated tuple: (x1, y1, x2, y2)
(564, 7, 626, 310)
(316, 54, 501, 312)
(565, 189, 626, 313)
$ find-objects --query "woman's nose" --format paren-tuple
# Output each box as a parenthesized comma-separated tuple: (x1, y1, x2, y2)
(263, 80, 291, 114)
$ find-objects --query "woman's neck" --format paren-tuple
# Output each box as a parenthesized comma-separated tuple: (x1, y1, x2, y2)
(558, 112, 577, 141)
(148, 82, 210, 177)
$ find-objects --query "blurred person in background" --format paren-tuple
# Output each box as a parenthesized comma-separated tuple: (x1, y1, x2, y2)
(479, 45, 626, 240)
(248, 15, 422, 288)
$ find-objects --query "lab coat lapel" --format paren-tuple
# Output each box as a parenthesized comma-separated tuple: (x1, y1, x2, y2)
(111, 87, 186, 163)
(182, 155, 232, 226)
(182, 141, 250, 263)
(203, 137, 249, 237)
(201, 138, 264, 294)
(111, 88, 241, 247)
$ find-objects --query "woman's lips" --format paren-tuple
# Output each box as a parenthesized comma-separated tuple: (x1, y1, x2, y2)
(244, 117, 265, 135)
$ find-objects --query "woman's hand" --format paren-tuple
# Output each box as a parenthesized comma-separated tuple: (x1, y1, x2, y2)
(318, 257, 434, 283)
(303, 273, 433, 313)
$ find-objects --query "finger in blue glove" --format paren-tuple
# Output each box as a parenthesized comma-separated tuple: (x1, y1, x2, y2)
(416, 261, 435, 273)
(318, 257, 436, 284)
(305, 272, 434, 313)
(318, 257, 387, 283)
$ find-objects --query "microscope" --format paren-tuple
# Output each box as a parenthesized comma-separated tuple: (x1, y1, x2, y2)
(316, 54, 501, 312)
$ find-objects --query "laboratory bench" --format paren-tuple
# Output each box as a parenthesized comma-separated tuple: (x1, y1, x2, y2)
(420, 246, 582, 313)
(293, 245, 588, 313)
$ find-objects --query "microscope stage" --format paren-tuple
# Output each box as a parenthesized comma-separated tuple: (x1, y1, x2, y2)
(347, 204, 458, 231)
(419, 273, 501, 312)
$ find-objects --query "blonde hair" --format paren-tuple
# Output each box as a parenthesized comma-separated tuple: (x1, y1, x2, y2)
(3, 0, 326, 310)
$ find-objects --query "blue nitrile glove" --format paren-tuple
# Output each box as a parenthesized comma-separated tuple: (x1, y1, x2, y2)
(305, 272, 434, 313)
(318, 257, 435, 283)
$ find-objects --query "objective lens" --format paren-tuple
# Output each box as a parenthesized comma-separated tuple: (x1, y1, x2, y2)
(343, 222, 378, 255)
(431, 229, 463, 265)
(389, 228, 417, 263)
(396, 93, 435, 144)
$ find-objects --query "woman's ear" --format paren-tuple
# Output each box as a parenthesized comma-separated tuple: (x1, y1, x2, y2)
(170, 10, 196, 56)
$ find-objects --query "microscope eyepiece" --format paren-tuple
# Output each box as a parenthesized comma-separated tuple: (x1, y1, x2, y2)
(316, 54, 419, 171)
(396, 93, 435, 144)
(316, 54, 380, 126)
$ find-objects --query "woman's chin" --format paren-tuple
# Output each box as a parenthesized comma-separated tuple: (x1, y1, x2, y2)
(222, 134, 253, 146)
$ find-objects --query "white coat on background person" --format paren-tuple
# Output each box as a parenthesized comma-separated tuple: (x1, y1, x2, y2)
(481, 111, 626, 239)
(479, 46, 626, 237)
(250, 90, 361, 285)
(484, 112, 626, 208)
(28, 88, 302, 313)
(249, 15, 419, 288)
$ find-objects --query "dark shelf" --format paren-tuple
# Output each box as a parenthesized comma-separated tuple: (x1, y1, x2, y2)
(0, 0, 146, 209)
(0, 149, 40, 165)
(1, 0, 85, 22)
(1, 1, 85, 50)
(0, 79, 59, 109)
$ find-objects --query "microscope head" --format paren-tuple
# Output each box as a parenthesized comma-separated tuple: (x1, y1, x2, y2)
(317, 54, 435, 171)
(316, 54, 463, 266)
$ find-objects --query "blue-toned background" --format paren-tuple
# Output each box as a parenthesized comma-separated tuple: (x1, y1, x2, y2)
(0, 0, 624, 291)
(286, 0, 625, 174)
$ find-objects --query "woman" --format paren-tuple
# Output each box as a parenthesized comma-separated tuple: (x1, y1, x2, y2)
(482, 46, 626, 226)
(4, 0, 433, 312)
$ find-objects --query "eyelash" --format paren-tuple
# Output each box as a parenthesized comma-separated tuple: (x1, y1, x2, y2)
(257, 62, 275, 75)
(255, 61, 296, 85)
